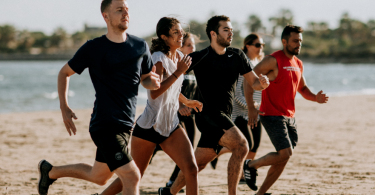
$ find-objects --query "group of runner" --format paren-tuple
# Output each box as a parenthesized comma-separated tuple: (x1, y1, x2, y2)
(37, 0, 329, 195)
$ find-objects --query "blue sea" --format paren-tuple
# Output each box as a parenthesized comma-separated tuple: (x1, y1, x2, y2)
(0, 61, 374, 113)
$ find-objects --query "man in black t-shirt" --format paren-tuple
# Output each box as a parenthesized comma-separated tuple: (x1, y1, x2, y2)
(161, 16, 269, 195)
(37, 1, 160, 195)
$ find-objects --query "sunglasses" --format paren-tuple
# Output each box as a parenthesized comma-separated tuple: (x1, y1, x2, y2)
(249, 43, 265, 48)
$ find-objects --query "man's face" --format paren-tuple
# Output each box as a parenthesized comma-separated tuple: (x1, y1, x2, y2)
(215, 21, 233, 48)
(284, 32, 302, 55)
(103, 0, 129, 32)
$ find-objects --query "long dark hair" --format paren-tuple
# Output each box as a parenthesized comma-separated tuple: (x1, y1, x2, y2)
(150, 17, 180, 54)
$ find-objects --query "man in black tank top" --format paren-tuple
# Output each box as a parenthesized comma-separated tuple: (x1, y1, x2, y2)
(160, 15, 269, 195)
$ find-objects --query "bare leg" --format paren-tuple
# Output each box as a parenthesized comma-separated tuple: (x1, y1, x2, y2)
(170, 147, 217, 195)
(160, 128, 198, 195)
(113, 161, 141, 195)
(256, 161, 288, 195)
(100, 136, 157, 195)
(49, 161, 114, 185)
(247, 147, 292, 195)
(218, 126, 249, 195)
(248, 147, 292, 170)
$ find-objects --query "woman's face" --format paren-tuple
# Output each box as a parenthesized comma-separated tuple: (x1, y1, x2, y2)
(163, 23, 184, 50)
(248, 38, 264, 57)
(180, 37, 196, 55)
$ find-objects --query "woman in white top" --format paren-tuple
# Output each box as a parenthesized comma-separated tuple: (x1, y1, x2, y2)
(211, 34, 265, 180)
(100, 17, 202, 195)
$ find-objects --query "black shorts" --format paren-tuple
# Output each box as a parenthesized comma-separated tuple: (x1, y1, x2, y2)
(234, 116, 262, 153)
(90, 125, 133, 172)
(132, 123, 181, 144)
(260, 116, 298, 151)
(195, 112, 235, 153)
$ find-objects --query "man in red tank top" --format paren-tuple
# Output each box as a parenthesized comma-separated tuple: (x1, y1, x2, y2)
(243, 25, 329, 194)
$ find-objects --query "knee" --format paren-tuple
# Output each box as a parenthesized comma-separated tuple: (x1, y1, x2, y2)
(233, 138, 249, 157)
(116, 166, 141, 185)
(92, 174, 112, 186)
(279, 148, 293, 162)
(181, 163, 198, 178)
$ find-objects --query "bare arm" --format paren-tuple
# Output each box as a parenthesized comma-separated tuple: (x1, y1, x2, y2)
(150, 55, 191, 99)
(243, 71, 269, 91)
(58, 63, 78, 136)
(298, 76, 329, 103)
(179, 93, 203, 113)
(243, 77, 265, 129)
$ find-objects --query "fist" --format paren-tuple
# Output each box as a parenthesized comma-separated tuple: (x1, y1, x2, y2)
(150, 66, 160, 90)
(259, 74, 269, 89)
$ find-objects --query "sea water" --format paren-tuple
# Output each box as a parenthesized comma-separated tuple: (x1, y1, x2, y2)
(0, 61, 374, 113)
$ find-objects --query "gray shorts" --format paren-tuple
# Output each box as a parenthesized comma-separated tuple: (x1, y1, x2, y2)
(260, 116, 298, 151)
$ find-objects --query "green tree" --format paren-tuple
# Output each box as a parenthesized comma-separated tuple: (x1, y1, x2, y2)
(269, 9, 294, 36)
(246, 15, 263, 33)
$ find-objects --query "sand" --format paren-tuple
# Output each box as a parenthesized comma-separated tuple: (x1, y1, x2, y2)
(0, 95, 375, 195)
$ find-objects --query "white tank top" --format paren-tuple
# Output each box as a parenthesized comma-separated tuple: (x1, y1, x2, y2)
(136, 51, 184, 137)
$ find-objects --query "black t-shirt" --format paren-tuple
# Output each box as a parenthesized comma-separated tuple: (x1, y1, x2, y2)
(68, 34, 153, 131)
(181, 70, 197, 100)
(187, 46, 252, 116)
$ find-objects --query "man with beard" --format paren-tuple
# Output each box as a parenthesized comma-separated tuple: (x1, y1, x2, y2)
(243, 25, 329, 195)
(158, 15, 270, 195)
(37, 1, 160, 195)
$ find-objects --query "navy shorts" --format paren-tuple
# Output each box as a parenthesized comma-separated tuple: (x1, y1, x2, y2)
(260, 116, 298, 151)
(90, 125, 133, 172)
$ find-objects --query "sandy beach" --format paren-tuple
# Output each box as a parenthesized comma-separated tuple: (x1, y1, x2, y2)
(0, 95, 375, 195)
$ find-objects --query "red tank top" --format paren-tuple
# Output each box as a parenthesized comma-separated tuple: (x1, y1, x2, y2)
(260, 50, 303, 117)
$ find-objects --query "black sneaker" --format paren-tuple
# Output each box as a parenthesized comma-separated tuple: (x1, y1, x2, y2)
(37, 159, 57, 195)
(239, 178, 246, 184)
(243, 159, 258, 191)
(158, 187, 172, 195)
(210, 158, 218, 169)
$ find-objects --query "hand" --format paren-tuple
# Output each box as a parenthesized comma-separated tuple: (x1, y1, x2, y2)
(316, 90, 329, 103)
(185, 100, 203, 112)
(61, 106, 78, 136)
(179, 104, 192, 116)
(149, 66, 160, 90)
(259, 74, 270, 89)
(248, 108, 264, 129)
(176, 54, 192, 75)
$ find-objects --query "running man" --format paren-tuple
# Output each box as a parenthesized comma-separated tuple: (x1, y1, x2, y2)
(37, 1, 160, 195)
(243, 25, 329, 195)
(211, 34, 266, 181)
(160, 15, 270, 195)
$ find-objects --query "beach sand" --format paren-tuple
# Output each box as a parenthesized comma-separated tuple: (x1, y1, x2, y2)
(0, 95, 375, 195)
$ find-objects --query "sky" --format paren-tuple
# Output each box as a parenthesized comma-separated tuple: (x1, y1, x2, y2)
(1, 0, 375, 37)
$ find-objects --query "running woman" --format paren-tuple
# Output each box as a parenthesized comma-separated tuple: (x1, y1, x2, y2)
(165, 32, 202, 188)
(211, 34, 266, 175)
(99, 17, 202, 195)
(163, 15, 270, 195)
(243, 25, 329, 195)
(37, 1, 160, 195)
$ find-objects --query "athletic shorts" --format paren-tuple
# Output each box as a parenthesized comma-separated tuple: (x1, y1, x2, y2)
(195, 112, 235, 153)
(234, 116, 262, 153)
(132, 123, 181, 144)
(260, 116, 298, 151)
(90, 125, 133, 172)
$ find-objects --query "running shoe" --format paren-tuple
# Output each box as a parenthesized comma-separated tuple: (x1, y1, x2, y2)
(243, 159, 258, 191)
(158, 187, 172, 195)
(37, 159, 57, 195)
(210, 158, 218, 169)
(239, 178, 246, 184)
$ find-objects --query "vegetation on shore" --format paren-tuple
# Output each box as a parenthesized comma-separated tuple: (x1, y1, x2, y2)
(1, 10, 375, 60)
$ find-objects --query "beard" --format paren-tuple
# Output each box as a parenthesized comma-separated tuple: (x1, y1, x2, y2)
(109, 18, 128, 32)
(216, 34, 231, 47)
(286, 44, 300, 55)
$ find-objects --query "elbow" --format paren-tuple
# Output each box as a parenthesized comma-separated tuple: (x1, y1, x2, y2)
(150, 93, 159, 100)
